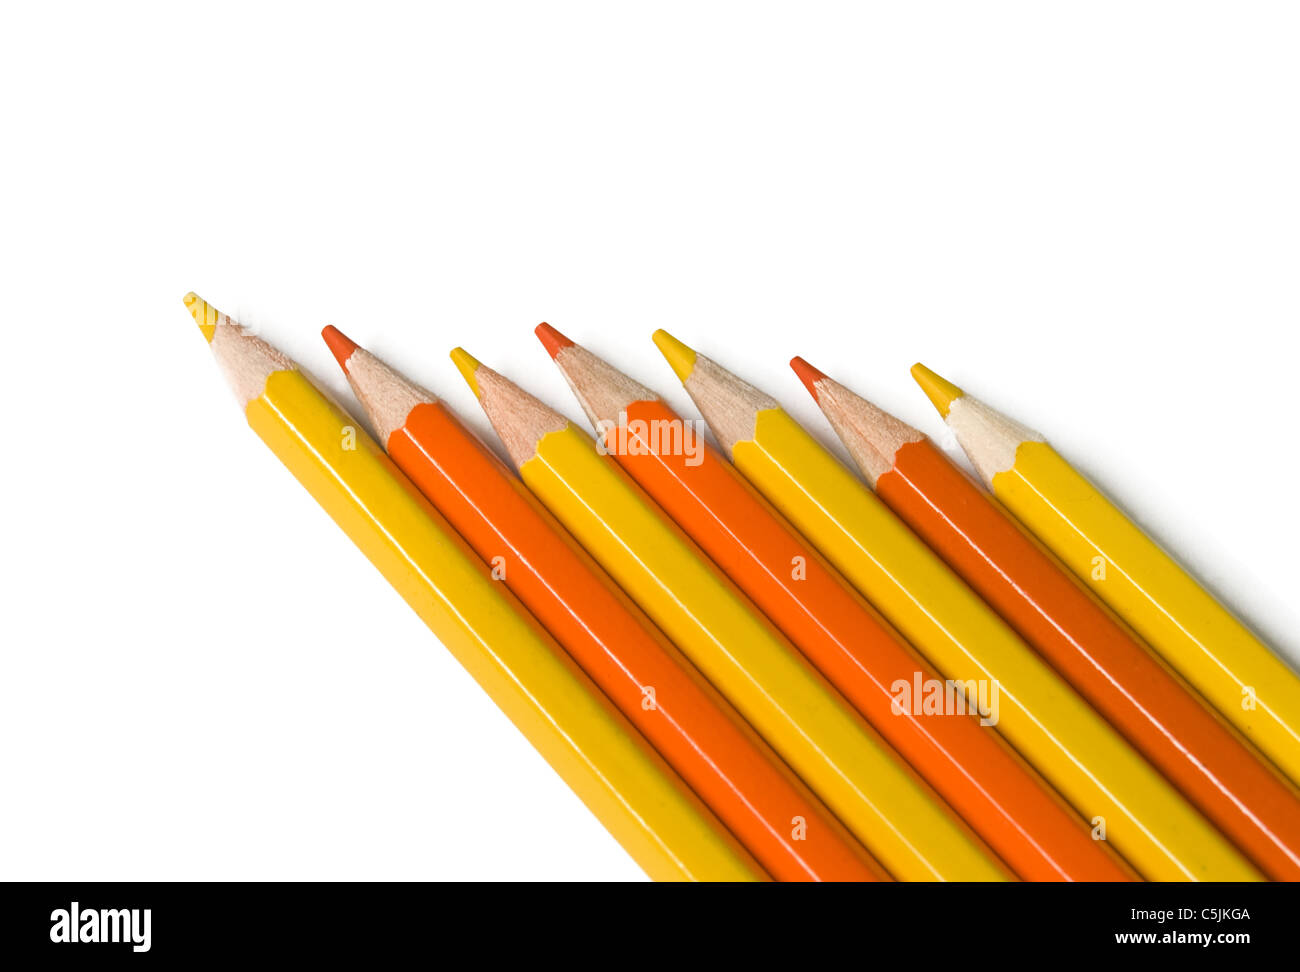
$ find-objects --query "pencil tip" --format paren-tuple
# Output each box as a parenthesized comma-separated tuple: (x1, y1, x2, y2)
(911, 363, 964, 418)
(652, 329, 697, 383)
(535, 322, 574, 360)
(182, 291, 222, 344)
(450, 347, 482, 399)
(789, 356, 827, 401)
(321, 325, 359, 372)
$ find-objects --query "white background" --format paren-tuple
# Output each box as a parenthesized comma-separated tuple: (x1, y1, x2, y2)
(2, 2, 1297, 881)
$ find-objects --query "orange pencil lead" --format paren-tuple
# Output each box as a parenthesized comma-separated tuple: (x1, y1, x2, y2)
(535, 322, 575, 360)
(789, 356, 828, 401)
(321, 325, 360, 371)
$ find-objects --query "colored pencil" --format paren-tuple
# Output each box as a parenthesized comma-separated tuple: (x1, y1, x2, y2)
(537, 323, 1132, 881)
(795, 357, 1300, 880)
(450, 345, 1009, 881)
(319, 327, 884, 881)
(912, 364, 1300, 791)
(181, 294, 766, 882)
(652, 330, 1260, 881)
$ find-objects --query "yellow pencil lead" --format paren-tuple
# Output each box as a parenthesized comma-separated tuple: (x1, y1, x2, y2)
(450, 347, 483, 399)
(652, 329, 698, 383)
(183, 291, 225, 344)
(910, 363, 965, 419)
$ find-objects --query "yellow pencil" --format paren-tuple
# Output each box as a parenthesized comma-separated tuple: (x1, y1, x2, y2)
(181, 293, 766, 882)
(912, 363, 1300, 789)
(652, 330, 1260, 882)
(450, 345, 1008, 881)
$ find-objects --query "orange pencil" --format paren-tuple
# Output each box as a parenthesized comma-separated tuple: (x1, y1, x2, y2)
(537, 323, 1132, 881)
(792, 357, 1300, 881)
(320, 326, 886, 882)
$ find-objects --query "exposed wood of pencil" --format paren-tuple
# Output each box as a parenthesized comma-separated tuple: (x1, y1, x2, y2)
(541, 324, 1133, 881)
(321, 327, 885, 882)
(179, 293, 766, 883)
(798, 356, 1300, 880)
(913, 363, 1300, 790)
(653, 329, 1261, 881)
(451, 346, 1011, 881)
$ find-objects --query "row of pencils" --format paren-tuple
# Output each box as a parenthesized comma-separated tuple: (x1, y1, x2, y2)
(184, 292, 1300, 882)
